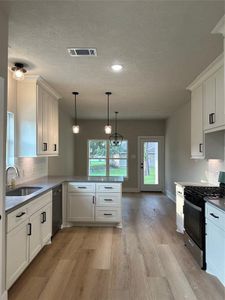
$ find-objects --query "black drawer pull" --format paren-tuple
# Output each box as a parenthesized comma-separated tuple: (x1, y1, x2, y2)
(54, 144, 57, 151)
(104, 199, 113, 201)
(41, 212, 45, 223)
(27, 223, 32, 236)
(78, 186, 87, 189)
(16, 212, 26, 218)
(104, 187, 113, 189)
(210, 213, 219, 219)
(104, 213, 113, 216)
(199, 143, 203, 153)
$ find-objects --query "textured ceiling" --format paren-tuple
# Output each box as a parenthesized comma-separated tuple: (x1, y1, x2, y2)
(3, 0, 225, 119)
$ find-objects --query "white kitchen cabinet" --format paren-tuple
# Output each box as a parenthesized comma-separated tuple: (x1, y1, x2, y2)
(203, 66, 224, 132)
(175, 183, 184, 234)
(17, 75, 60, 157)
(29, 209, 42, 262)
(41, 202, 52, 245)
(206, 203, 225, 286)
(6, 191, 53, 289)
(190, 85, 204, 159)
(67, 182, 122, 226)
(67, 193, 95, 222)
(6, 220, 29, 289)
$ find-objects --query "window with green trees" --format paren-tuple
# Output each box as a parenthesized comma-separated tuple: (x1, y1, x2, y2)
(88, 140, 128, 177)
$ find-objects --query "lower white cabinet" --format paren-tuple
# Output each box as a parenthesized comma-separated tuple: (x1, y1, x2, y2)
(206, 203, 225, 286)
(175, 183, 185, 233)
(67, 182, 122, 226)
(6, 191, 52, 289)
(67, 194, 95, 222)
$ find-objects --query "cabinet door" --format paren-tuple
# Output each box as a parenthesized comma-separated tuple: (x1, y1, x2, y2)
(176, 194, 184, 233)
(52, 97, 59, 155)
(206, 219, 225, 286)
(203, 75, 216, 131)
(191, 85, 204, 158)
(29, 210, 42, 262)
(6, 220, 29, 289)
(215, 66, 224, 128)
(67, 193, 95, 221)
(41, 202, 52, 245)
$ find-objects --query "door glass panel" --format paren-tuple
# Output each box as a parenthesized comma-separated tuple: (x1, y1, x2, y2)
(143, 142, 159, 185)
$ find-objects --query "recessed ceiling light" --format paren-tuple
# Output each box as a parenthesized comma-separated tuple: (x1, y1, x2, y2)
(111, 64, 123, 72)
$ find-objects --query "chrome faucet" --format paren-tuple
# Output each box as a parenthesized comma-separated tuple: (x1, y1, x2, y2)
(6, 166, 19, 189)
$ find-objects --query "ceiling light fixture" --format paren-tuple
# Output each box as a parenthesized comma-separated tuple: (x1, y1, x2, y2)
(11, 63, 27, 81)
(72, 92, 80, 134)
(104, 92, 112, 135)
(111, 64, 123, 72)
(109, 112, 124, 146)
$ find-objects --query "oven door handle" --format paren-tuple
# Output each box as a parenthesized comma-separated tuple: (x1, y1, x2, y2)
(184, 199, 202, 212)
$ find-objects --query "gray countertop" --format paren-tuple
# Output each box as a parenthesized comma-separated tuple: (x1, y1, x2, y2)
(5, 176, 124, 213)
(205, 197, 225, 212)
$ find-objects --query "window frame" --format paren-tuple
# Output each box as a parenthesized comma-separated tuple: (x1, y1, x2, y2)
(6, 111, 15, 167)
(87, 139, 128, 178)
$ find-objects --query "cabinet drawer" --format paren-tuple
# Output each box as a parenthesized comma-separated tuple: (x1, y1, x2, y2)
(68, 182, 95, 193)
(176, 184, 184, 197)
(28, 191, 52, 216)
(206, 203, 225, 231)
(95, 207, 121, 222)
(96, 193, 121, 207)
(96, 183, 121, 193)
(7, 206, 29, 233)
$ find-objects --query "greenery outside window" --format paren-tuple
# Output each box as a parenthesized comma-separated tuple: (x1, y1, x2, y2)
(6, 112, 15, 167)
(88, 140, 128, 177)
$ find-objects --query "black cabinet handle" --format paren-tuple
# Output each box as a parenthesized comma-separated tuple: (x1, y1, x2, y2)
(41, 212, 45, 223)
(104, 199, 113, 202)
(210, 213, 219, 219)
(104, 187, 113, 189)
(104, 213, 113, 216)
(92, 196, 95, 204)
(199, 143, 203, 153)
(27, 223, 32, 236)
(53, 144, 57, 151)
(16, 212, 26, 218)
(78, 186, 87, 189)
(43, 143, 48, 151)
(209, 113, 216, 124)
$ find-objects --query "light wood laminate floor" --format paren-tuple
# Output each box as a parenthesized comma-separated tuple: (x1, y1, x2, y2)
(9, 193, 225, 300)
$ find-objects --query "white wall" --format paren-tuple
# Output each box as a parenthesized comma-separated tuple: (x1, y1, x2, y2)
(0, 6, 8, 299)
(165, 100, 225, 200)
(48, 103, 75, 176)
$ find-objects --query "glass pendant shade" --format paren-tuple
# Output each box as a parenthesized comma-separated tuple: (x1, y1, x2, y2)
(104, 125, 112, 134)
(72, 125, 80, 134)
(13, 69, 25, 81)
(11, 63, 27, 81)
(72, 91, 79, 134)
(105, 92, 112, 135)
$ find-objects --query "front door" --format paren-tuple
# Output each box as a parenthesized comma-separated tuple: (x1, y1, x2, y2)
(139, 136, 164, 191)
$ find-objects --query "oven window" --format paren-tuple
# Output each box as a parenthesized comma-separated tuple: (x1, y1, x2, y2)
(184, 202, 204, 249)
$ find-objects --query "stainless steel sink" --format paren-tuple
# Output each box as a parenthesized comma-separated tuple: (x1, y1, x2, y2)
(6, 186, 42, 196)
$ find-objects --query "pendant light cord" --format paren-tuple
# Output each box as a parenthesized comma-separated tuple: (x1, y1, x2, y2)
(115, 112, 118, 134)
(107, 94, 109, 126)
(74, 95, 77, 125)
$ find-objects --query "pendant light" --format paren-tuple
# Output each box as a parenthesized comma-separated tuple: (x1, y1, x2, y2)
(72, 92, 79, 134)
(104, 92, 112, 134)
(11, 63, 27, 81)
(109, 112, 124, 146)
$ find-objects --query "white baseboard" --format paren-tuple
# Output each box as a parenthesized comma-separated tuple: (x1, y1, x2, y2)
(122, 188, 139, 193)
(1, 290, 8, 300)
(165, 189, 176, 203)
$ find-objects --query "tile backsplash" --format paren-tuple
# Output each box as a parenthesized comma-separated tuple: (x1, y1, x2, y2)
(7, 157, 48, 185)
(207, 159, 225, 185)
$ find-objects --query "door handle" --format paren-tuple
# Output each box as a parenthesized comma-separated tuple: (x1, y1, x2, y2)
(199, 143, 203, 153)
(53, 144, 57, 151)
(43, 143, 48, 151)
(41, 212, 45, 223)
(141, 163, 143, 169)
(27, 223, 32, 236)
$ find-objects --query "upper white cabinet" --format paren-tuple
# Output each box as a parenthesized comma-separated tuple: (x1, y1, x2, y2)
(187, 54, 224, 159)
(17, 76, 61, 157)
(203, 66, 224, 131)
(190, 85, 204, 159)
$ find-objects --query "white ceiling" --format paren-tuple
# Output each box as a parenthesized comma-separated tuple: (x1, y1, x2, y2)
(3, 1, 225, 119)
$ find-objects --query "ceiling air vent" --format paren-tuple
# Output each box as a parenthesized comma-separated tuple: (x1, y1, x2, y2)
(67, 48, 97, 57)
